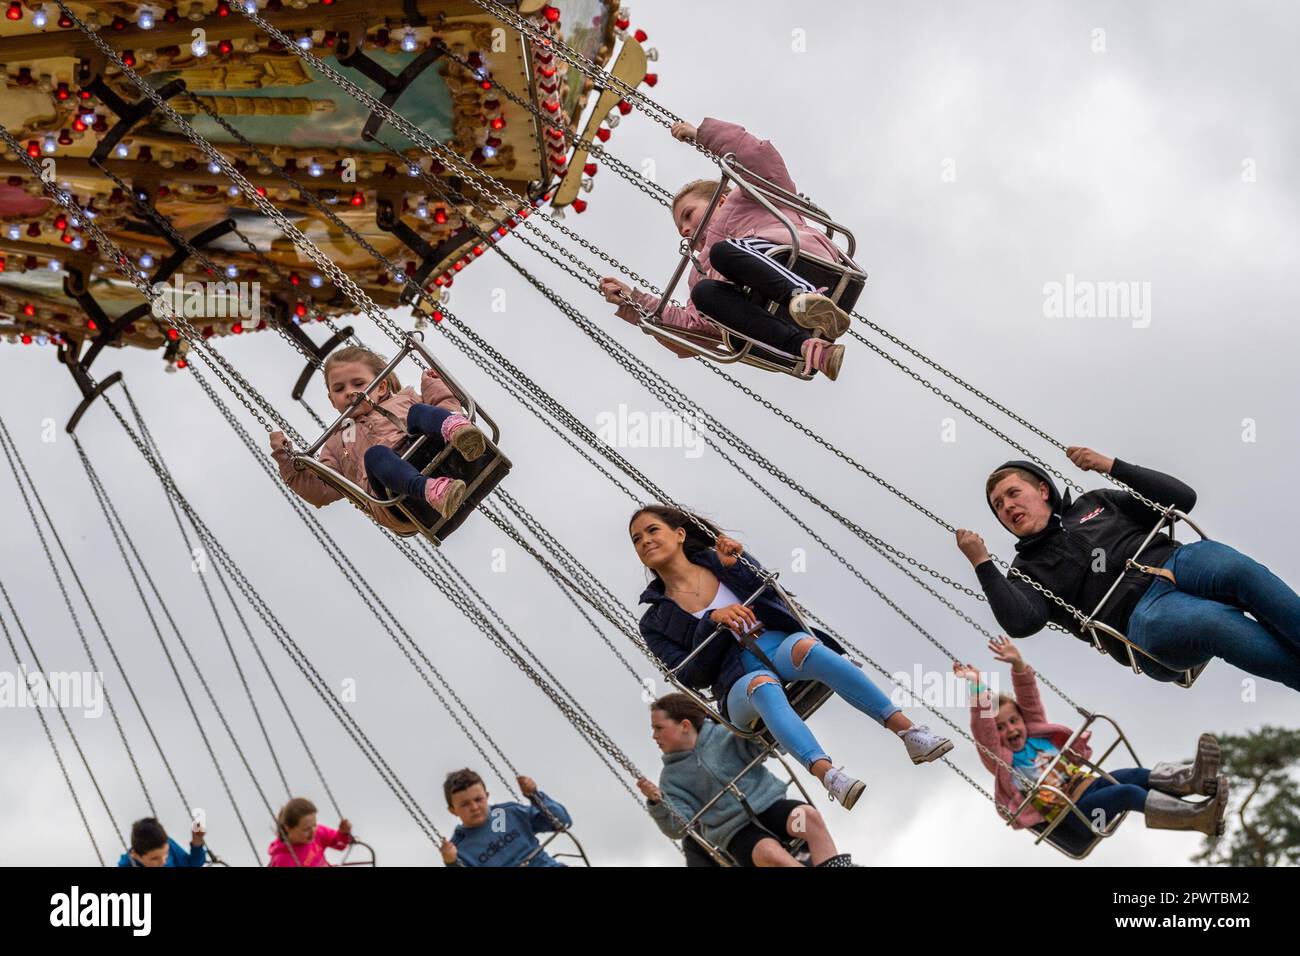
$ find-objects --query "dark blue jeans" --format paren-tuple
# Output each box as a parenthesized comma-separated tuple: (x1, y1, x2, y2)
(1053, 767, 1149, 844)
(363, 404, 454, 500)
(1128, 540, 1300, 691)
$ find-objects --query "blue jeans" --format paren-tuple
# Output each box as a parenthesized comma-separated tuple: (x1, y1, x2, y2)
(1128, 540, 1300, 691)
(363, 404, 455, 500)
(724, 630, 900, 769)
(1053, 768, 1149, 844)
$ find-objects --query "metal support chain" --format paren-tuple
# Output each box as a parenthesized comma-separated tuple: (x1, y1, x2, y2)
(0, 590, 107, 864)
(180, 366, 520, 797)
(0, 417, 157, 826)
(73, 439, 267, 864)
(478, 503, 647, 682)
(123, 385, 341, 817)
(96, 391, 446, 846)
(436, 41, 673, 206)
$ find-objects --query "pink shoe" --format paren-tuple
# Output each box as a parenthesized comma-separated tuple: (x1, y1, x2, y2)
(424, 475, 467, 519)
(800, 338, 845, 380)
(441, 414, 486, 462)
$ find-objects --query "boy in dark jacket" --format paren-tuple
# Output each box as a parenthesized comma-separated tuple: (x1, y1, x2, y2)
(957, 445, 1300, 691)
(117, 817, 206, 868)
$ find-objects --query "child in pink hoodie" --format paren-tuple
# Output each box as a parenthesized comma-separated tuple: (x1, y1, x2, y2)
(270, 345, 488, 531)
(267, 797, 352, 867)
(956, 636, 1228, 854)
(601, 117, 850, 379)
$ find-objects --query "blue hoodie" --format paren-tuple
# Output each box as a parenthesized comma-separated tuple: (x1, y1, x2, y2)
(648, 720, 791, 851)
(117, 838, 206, 868)
(449, 792, 572, 867)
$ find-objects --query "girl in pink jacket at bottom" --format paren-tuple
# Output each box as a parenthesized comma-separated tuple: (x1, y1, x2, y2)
(600, 117, 850, 380)
(270, 345, 487, 530)
(268, 797, 352, 867)
(956, 636, 1229, 853)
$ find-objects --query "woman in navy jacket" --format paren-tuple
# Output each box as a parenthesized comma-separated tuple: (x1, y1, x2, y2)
(631, 504, 953, 811)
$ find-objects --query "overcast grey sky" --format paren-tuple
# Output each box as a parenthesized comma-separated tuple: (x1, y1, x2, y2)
(2, 0, 1297, 867)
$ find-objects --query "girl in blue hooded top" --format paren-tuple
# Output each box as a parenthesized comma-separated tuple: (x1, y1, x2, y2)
(630, 504, 954, 813)
(639, 692, 854, 867)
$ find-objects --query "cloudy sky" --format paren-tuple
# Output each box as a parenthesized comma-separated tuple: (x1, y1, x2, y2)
(2, 0, 1297, 868)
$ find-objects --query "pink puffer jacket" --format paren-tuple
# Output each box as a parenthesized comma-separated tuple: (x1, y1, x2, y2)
(272, 368, 462, 533)
(616, 117, 844, 356)
(969, 665, 1094, 829)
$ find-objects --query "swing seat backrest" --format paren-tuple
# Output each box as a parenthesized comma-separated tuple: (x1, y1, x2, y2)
(746, 244, 868, 316)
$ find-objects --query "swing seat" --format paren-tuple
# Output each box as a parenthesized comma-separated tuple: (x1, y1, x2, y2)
(679, 751, 817, 868)
(663, 570, 838, 742)
(289, 331, 510, 547)
(336, 838, 376, 867)
(1005, 712, 1141, 860)
(1078, 508, 1211, 689)
(643, 151, 866, 380)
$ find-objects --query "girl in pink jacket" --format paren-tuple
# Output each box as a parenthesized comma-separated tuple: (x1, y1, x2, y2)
(268, 797, 351, 867)
(601, 117, 849, 379)
(956, 636, 1228, 853)
(270, 345, 486, 532)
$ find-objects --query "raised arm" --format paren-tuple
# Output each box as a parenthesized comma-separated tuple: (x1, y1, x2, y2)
(695, 118, 797, 194)
(1109, 458, 1197, 514)
(527, 791, 573, 834)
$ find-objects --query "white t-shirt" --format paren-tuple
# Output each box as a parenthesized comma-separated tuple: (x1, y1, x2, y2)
(689, 580, 761, 634)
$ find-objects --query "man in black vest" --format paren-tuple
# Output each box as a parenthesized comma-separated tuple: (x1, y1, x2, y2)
(955, 445, 1300, 692)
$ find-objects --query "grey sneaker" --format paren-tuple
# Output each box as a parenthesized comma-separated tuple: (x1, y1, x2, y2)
(901, 725, 954, 764)
(823, 766, 866, 810)
(788, 292, 850, 339)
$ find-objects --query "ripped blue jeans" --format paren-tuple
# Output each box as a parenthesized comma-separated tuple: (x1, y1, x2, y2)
(724, 630, 900, 769)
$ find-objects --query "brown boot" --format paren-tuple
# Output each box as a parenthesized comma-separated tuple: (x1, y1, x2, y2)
(1148, 733, 1222, 797)
(1143, 775, 1230, 837)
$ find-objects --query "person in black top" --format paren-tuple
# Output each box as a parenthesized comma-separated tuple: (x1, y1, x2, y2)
(955, 446, 1300, 692)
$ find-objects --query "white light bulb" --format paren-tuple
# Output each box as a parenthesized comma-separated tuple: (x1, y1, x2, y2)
(415, 202, 429, 218)
(482, 144, 497, 159)
(32, 7, 47, 28)
(71, 237, 84, 250)
(296, 35, 312, 50)
(308, 161, 323, 177)
(6, 226, 20, 241)
(139, 253, 154, 268)
(208, 161, 221, 174)
(401, 29, 417, 53)
(308, 274, 322, 288)
(42, 136, 56, 154)
(226, 265, 239, 278)
(116, 144, 130, 158)
(48, 259, 61, 271)
(192, 38, 207, 57)
(138, 9, 155, 29)
(228, 186, 240, 197)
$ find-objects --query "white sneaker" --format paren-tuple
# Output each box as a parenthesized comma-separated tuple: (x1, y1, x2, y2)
(822, 766, 866, 810)
(901, 725, 954, 764)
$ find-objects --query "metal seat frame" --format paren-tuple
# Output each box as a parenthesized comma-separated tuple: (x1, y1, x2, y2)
(288, 330, 510, 547)
(1077, 507, 1210, 689)
(643, 152, 867, 380)
(1004, 712, 1142, 860)
(661, 568, 841, 866)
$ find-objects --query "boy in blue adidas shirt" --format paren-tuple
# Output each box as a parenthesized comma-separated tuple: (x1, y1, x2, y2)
(439, 768, 572, 867)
